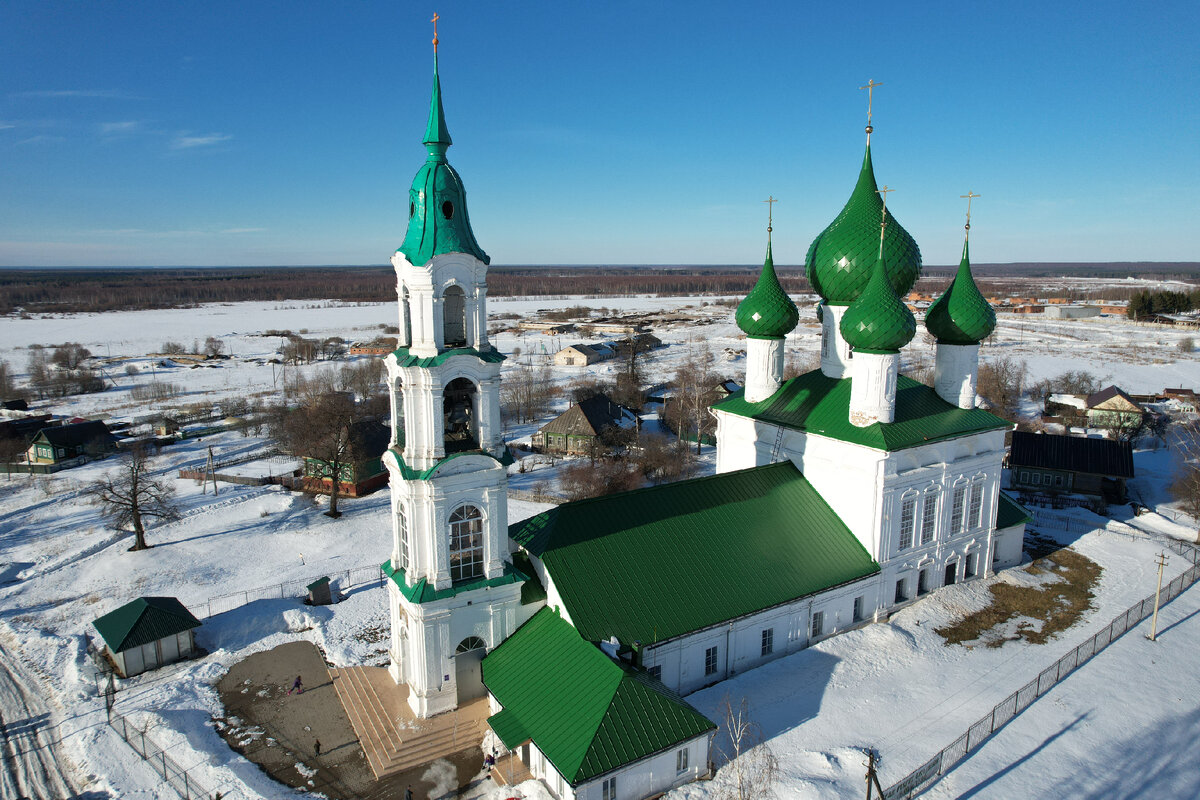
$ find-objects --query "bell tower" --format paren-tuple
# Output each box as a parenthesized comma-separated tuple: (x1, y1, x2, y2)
(382, 23, 526, 718)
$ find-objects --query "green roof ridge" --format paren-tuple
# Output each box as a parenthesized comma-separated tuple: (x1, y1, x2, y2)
(386, 446, 510, 481)
(735, 239, 799, 339)
(382, 559, 528, 604)
(710, 368, 1010, 451)
(398, 54, 490, 267)
(924, 239, 996, 345)
(840, 247, 916, 353)
(805, 144, 922, 304)
(390, 345, 505, 369)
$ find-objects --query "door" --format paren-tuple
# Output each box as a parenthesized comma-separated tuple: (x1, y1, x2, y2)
(945, 562, 957, 586)
(454, 636, 487, 704)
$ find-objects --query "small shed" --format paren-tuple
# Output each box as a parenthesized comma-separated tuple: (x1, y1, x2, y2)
(93, 597, 202, 677)
(306, 576, 333, 606)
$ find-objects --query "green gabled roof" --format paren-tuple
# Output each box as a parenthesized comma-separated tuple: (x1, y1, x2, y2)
(482, 608, 715, 785)
(996, 491, 1032, 529)
(924, 240, 997, 345)
(839, 249, 916, 353)
(805, 144, 921, 305)
(382, 559, 528, 604)
(510, 462, 879, 644)
(397, 54, 490, 267)
(735, 241, 798, 339)
(711, 369, 1009, 451)
(92, 597, 201, 653)
(390, 345, 505, 369)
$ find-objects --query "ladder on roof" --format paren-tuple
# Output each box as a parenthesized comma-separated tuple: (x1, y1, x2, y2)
(769, 425, 786, 463)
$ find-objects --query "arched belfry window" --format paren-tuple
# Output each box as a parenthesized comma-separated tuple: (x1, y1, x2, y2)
(448, 505, 484, 583)
(443, 377, 478, 453)
(400, 285, 412, 348)
(442, 285, 466, 348)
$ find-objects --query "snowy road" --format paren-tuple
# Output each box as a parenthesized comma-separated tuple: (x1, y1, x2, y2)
(0, 631, 80, 800)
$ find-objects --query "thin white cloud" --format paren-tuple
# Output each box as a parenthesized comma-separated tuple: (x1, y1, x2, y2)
(99, 120, 141, 135)
(0, 121, 15, 130)
(170, 132, 233, 150)
(221, 227, 266, 234)
(13, 89, 144, 100)
(15, 135, 65, 145)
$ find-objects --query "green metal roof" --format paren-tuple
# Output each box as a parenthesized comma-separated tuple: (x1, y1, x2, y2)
(387, 446, 512, 481)
(805, 144, 921, 305)
(735, 240, 798, 339)
(382, 559, 527, 605)
(924, 240, 997, 345)
(839, 249, 916, 353)
(482, 608, 715, 785)
(996, 490, 1032, 529)
(390, 345, 505, 369)
(397, 54, 490, 268)
(92, 597, 201, 653)
(711, 369, 1010, 452)
(510, 462, 879, 644)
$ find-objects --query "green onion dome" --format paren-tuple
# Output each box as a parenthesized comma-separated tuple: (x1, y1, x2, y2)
(736, 241, 799, 339)
(924, 240, 995, 345)
(805, 146, 921, 304)
(398, 54, 490, 267)
(840, 249, 916, 353)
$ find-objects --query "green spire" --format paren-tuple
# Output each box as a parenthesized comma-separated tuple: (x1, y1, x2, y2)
(840, 235, 916, 353)
(924, 239, 996, 345)
(805, 145, 922, 304)
(736, 239, 799, 339)
(398, 53, 489, 267)
(423, 53, 452, 156)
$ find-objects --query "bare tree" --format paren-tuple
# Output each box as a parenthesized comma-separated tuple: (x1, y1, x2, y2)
(0, 436, 27, 479)
(50, 342, 91, 370)
(273, 391, 371, 518)
(713, 696, 779, 800)
(1171, 422, 1200, 542)
(203, 336, 225, 357)
(87, 447, 181, 550)
(672, 339, 717, 454)
(976, 355, 1028, 423)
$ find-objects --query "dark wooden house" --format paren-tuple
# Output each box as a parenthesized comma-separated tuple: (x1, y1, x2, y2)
(1008, 431, 1134, 502)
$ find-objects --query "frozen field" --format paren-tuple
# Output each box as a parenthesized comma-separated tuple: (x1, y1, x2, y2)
(2, 292, 1200, 799)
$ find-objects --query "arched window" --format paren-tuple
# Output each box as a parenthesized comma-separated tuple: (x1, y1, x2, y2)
(950, 479, 969, 535)
(448, 505, 484, 583)
(443, 285, 466, 348)
(443, 377, 478, 452)
(968, 476, 986, 529)
(456, 636, 487, 653)
(920, 487, 940, 544)
(898, 490, 918, 551)
(397, 502, 410, 570)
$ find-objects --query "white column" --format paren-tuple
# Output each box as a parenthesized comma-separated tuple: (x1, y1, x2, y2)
(474, 285, 490, 349)
(848, 351, 900, 426)
(820, 304, 853, 379)
(480, 377, 503, 451)
(745, 337, 784, 403)
(934, 343, 980, 409)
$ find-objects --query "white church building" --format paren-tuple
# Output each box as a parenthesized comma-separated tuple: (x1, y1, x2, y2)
(378, 36, 1030, 800)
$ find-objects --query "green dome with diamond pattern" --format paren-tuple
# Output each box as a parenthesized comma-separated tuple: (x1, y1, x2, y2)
(736, 241, 799, 339)
(398, 54, 490, 267)
(805, 146, 921, 304)
(925, 240, 995, 345)
(840, 249, 916, 353)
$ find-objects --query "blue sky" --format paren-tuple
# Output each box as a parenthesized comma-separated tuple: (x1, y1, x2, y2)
(2, 1, 1196, 268)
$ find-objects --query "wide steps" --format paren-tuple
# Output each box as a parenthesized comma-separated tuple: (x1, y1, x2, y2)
(331, 666, 485, 780)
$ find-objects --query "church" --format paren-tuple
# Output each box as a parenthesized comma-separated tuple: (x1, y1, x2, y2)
(377, 34, 1030, 800)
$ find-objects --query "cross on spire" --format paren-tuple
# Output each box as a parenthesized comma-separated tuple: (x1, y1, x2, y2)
(876, 185, 894, 254)
(961, 191, 981, 239)
(763, 196, 777, 238)
(860, 79, 882, 139)
(431, 12, 440, 52)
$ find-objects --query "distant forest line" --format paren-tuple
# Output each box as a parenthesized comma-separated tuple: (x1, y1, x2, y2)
(1, 262, 1198, 315)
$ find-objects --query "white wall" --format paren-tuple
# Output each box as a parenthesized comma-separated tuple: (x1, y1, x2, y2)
(572, 733, 711, 800)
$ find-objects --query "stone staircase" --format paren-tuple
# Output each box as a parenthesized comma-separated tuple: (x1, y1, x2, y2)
(330, 666, 485, 779)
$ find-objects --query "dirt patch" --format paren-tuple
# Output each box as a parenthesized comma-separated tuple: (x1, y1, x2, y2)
(215, 640, 485, 799)
(936, 547, 1102, 648)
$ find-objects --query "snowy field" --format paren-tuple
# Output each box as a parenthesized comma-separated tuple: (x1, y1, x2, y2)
(2, 290, 1200, 799)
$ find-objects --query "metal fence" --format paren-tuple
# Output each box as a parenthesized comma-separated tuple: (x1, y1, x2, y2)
(195, 562, 385, 618)
(108, 710, 220, 800)
(882, 537, 1200, 800)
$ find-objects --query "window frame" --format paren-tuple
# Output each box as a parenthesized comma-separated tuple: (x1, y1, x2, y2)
(920, 487, 940, 544)
(852, 595, 864, 622)
(898, 491, 917, 551)
(950, 481, 967, 535)
(602, 776, 617, 800)
(761, 628, 774, 657)
(704, 646, 718, 676)
(397, 502, 410, 571)
(811, 610, 824, 638)
(676, 747, 689, 774)
(895, 577, 908, 603)
(968, 478, 985, 529)
(448, 504, 485, 583)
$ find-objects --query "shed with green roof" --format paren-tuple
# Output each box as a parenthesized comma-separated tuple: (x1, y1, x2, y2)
(483, 608, 715, 794)
(93, 596, 202, 677)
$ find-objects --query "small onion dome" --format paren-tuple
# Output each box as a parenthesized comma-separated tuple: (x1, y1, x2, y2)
(736, 241, 798, 339)
(925, 240, 996, 344)
(398, 54, 490, 267)
(840, 250, 916, 353)
(805, 145, 922, 304)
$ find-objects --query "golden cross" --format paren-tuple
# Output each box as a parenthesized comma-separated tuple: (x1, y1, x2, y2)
(860, 79, 883, 133)
(431, 12, 440, 52)
(876, 185, 893, 254)
(763, 196, 777, 234)
(960, 191, 981, 235)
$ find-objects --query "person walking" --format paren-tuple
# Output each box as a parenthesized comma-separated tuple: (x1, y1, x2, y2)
(404, 785, 414, 800)
(314, 739, 321, 756)
(288, 675, 303, 695)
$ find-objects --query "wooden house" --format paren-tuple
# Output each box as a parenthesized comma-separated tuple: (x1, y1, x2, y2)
(1085, 386, 1144, 431)
(301, 418, 391, 496)
(26, 420, 117, 466)
(1008, 431, 1134, 502)
(533, 394, 639, 454)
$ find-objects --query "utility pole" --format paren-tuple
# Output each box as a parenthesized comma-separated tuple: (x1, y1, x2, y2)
(863, 748, 886, 800)
(1148, 551, 1169, 641)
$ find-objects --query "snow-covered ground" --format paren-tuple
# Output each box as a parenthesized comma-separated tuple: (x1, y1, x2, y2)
(2, 293, 1200, 799)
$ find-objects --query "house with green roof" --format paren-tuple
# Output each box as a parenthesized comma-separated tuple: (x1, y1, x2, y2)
(92, 596, 202, 677)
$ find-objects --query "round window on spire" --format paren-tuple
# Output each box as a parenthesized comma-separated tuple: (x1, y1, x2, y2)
(442, 200, 454, 220)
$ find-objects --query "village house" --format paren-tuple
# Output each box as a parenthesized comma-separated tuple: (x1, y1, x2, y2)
(301, 418, 391, 496)
(532, 394, 639, 454)
(1086, 385, 1145, 431)
(26, 419, 117, 467)
(1007, 431, 1134, 503)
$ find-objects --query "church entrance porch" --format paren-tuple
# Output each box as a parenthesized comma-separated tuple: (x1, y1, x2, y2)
(454, 636, 487, 704)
